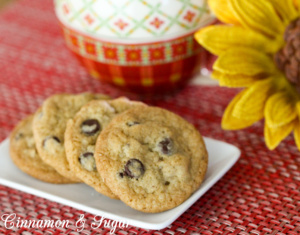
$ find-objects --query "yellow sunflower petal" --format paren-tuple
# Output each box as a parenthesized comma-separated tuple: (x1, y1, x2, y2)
(232, 77, 275, 121)
(229, 0, 285, 37)
(265, 120, 296, 150)
(211, 71, 259, 88)
(296, 101, 300, 116)
(194, 25, 282, 56)
(222, 90, 259, 130)
(268, 0, 298, 24)
(265, 92, 297, 128)
(208, 0, 239, 24)
(294, 121, 300, 151)
(213, 47, 277, 76)
(295, 0, 300, 12)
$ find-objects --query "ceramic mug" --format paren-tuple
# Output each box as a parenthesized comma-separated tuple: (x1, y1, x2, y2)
(55, 0, 215, 94)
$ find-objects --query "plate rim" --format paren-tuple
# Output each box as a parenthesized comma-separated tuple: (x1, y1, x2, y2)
(0, 137, 241, 230)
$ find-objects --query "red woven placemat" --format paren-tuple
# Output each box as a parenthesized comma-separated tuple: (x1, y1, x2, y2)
(1, 0, 300, 234)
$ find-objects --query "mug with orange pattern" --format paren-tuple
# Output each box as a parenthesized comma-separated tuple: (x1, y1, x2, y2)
(55, 0, 215, 94)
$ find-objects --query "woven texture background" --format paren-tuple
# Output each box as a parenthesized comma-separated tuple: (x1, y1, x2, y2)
(0, 0, 300, 234)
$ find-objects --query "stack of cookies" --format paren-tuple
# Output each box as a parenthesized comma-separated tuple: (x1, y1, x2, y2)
(9, 93, 208, 213)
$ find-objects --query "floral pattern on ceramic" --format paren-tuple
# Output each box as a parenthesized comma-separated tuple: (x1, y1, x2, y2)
(61, 24, 204, 93)
(55, 0, 212, 43)
(63, 27, 200, 66)
(54, 0, 214, 94)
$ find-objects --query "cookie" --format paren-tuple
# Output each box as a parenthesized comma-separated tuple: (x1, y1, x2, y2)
(64, 97, 146, 199)
(9, 114, 74, 184)
(33, 93, 110, 182)
(94, 106, 208, 213)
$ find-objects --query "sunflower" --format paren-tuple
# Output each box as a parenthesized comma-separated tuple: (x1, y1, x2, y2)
(194, 0, 300, 150)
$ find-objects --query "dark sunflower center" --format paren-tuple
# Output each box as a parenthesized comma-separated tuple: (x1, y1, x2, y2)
(274, 18, 300, 91)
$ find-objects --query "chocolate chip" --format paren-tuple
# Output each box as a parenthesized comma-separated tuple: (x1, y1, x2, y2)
(15, 133, 24, 141)
(126, 121, 140, 127)
(52, 136, 60, 143)
(158, 138, 173, 155)
(81, 152, 93, 158)
(119, 172, 124, 178)
(81, 119, 100, 136)
(124, 159, 145, 179)
(79, 152, 96, 172)
(42, 136, 61, 147)
(165, 181, 170, 186)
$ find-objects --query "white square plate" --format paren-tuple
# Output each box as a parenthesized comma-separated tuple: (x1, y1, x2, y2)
(0, 137, 240, 230)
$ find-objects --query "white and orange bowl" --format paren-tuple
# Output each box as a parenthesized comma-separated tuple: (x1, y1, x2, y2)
(54, 0, 215, 94)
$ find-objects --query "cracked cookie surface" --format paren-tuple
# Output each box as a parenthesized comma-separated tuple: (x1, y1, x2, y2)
(95, 106, 208, 212)
(33, 93, 109, 182)
(64, 97, 146, 199)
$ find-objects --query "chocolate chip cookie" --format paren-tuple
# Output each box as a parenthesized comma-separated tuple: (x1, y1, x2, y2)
(94, 106, 208, 212)
(10, 114, 74, 184)
(64, 97, 146, 199)
(33, 93, 109, 182)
